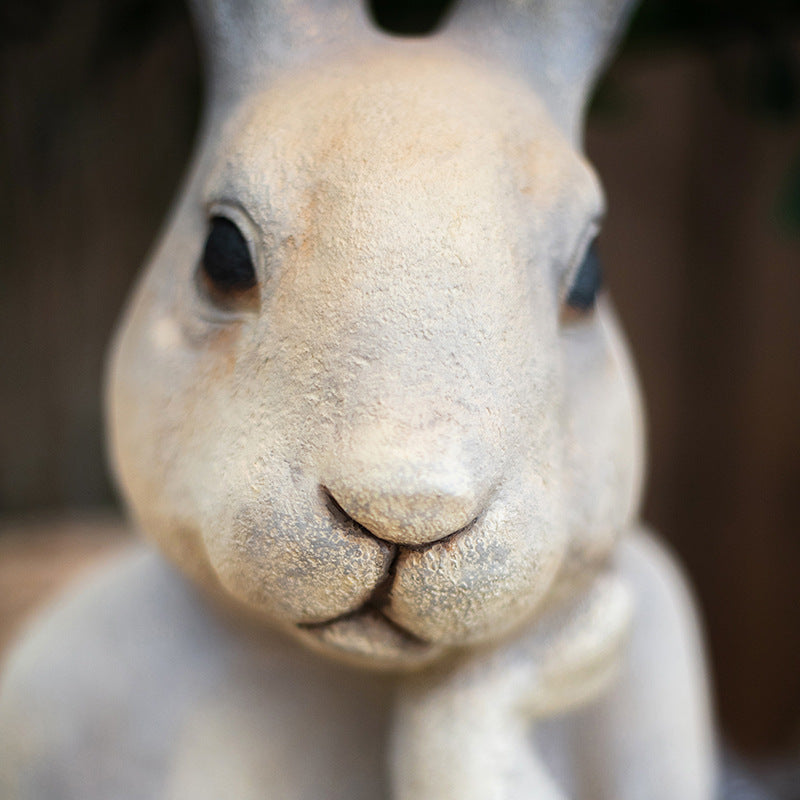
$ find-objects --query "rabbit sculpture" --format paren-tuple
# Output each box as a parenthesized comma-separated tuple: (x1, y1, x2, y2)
(0, 0, 717, 798)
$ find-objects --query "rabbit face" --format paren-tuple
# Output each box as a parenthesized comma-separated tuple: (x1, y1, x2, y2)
(107, 44, 643, 669)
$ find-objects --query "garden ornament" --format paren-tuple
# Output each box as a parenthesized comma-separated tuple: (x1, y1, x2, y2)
(0, 0, 716, 797)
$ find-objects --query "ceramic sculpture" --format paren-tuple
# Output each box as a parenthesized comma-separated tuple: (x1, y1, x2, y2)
(0, 1, 717, 797)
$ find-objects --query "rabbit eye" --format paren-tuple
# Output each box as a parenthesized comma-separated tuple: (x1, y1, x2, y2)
(565, 240, 602, 312)
(201, 216, 257, 293)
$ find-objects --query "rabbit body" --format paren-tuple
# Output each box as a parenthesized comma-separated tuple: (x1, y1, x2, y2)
(0, 2, 716, 797)
(0, 534, 712, 800)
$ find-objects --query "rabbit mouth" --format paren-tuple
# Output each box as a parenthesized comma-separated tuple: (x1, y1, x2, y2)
(295, 546, 445, 668)
(296, 606, 443, 669)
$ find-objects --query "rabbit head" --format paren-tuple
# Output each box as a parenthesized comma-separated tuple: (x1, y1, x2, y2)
(107, 0, 643, 669)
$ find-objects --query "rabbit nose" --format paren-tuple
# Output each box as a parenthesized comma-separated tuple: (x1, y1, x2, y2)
(322, 433, 494, 547)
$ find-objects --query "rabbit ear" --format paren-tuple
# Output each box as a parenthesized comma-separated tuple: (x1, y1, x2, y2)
(189, 0, 373, 100)
(442, 0, 637, 140)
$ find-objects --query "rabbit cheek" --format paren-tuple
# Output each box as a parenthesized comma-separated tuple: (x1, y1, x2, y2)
(199, 482, 394, 625)
(387, 475, 566, 645)
(558, 302, 645, 576)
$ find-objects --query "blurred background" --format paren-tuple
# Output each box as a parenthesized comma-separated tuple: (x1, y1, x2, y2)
(1, 0, 799, 791)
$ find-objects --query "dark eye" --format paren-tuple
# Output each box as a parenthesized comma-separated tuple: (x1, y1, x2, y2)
(565, 240, 602, 312)
(201, 216, 257, 293)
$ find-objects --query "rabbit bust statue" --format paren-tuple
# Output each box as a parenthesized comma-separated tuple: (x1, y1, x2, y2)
(0, 1, 717, 798)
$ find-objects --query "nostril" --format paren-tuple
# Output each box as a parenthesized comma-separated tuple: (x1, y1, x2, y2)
(405, 511, 482, 551)
(322, 485, 348, 524)
(322, 478, 487, 548)
(321, 486, 379, 538)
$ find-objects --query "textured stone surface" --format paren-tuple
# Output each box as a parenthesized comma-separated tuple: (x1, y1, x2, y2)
(0, 1, 717, 797)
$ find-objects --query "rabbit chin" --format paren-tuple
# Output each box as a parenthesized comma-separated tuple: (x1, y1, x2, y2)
(290, 566, 633, 677)
(295, 609, 447, 671)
